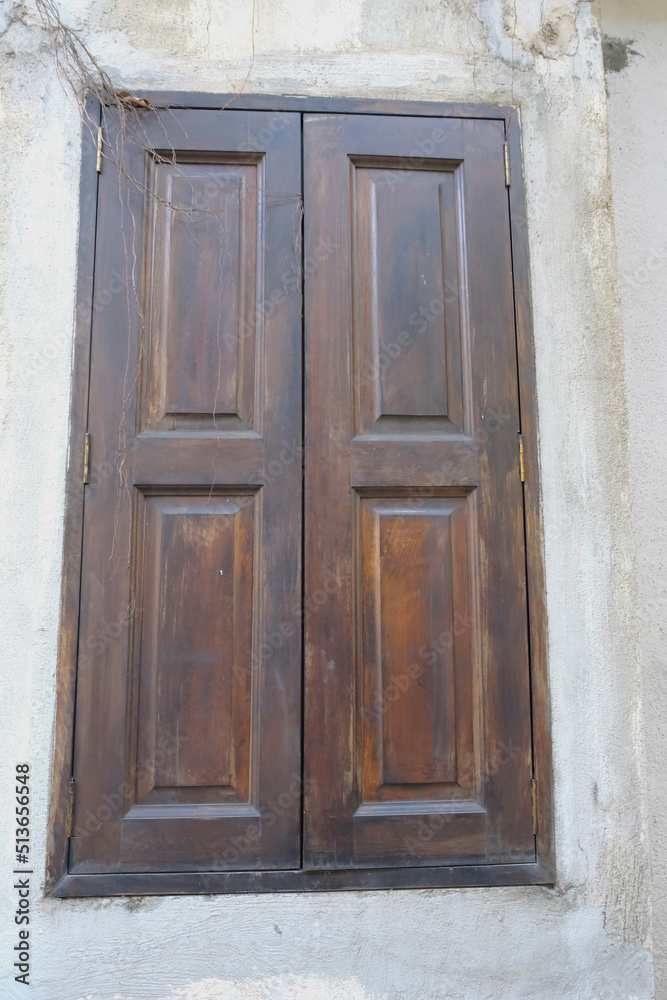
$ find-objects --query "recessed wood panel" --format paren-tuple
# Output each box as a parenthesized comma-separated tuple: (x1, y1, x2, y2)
(351, 158, 465, 434)
(141, 154, 263, 433)
(358, 495, 475, 802)
(135, 492, 256, 807)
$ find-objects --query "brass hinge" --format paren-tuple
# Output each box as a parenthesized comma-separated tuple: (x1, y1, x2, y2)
(504, 142, 511, 187)
(66, 778, 76, 838)
(519, 434, 525, 482)
(83, 432, 91, 484)
(96, 126, 103, 173)
(530, 776, 538, 836)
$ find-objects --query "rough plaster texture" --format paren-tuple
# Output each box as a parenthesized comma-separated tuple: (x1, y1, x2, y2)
(0, 0, 656, 996)
(602, 1, 667, 997)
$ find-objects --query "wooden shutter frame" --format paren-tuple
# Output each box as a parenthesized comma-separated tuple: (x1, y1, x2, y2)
(46, 93, 553, 897)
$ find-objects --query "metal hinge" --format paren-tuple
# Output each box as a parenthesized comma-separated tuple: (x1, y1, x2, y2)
(530, 776, 538, 836)
(83, 432, 91, 484)
(519, 434, 525, 482)
(96, 127, 103, 173)
(504, 142, 511, 187)
(66, 778, 76, 838)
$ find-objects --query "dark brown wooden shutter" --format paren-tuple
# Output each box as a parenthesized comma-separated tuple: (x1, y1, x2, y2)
(69, 105, 538, 883)
(302, 114, 535, 868)
(70, 110, 303, 872)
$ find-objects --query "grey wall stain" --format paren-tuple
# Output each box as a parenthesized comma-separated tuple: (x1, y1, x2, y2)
(602, 35, 642, 73)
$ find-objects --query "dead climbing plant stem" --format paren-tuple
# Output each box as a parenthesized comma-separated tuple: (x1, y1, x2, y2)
(31, 0, 288, 573)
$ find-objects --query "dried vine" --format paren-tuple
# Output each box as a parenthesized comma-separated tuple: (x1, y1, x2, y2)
(31, 0, 298, 573)
(34, 0, 154, 160)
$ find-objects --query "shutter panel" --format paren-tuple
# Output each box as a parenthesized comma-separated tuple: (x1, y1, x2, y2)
(302, 114, 534, 868)
(70, 110, 303, 872)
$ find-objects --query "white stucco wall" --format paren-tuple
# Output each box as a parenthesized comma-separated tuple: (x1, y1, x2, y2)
(0, 1, 656, 997)
(602, 2, 667, 997)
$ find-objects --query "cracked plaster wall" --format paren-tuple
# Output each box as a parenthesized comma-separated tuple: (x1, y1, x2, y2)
(602, 1, 667, 997)
(0, 0, 657, 997)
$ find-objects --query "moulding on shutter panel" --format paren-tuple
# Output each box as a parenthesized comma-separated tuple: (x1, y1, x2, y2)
(139, 150, 266, 435)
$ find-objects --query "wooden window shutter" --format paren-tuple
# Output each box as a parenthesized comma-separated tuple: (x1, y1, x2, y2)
(302, 114, 535, 868)
(70, 110, 304, 872)
(59, 101, 545, 892)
